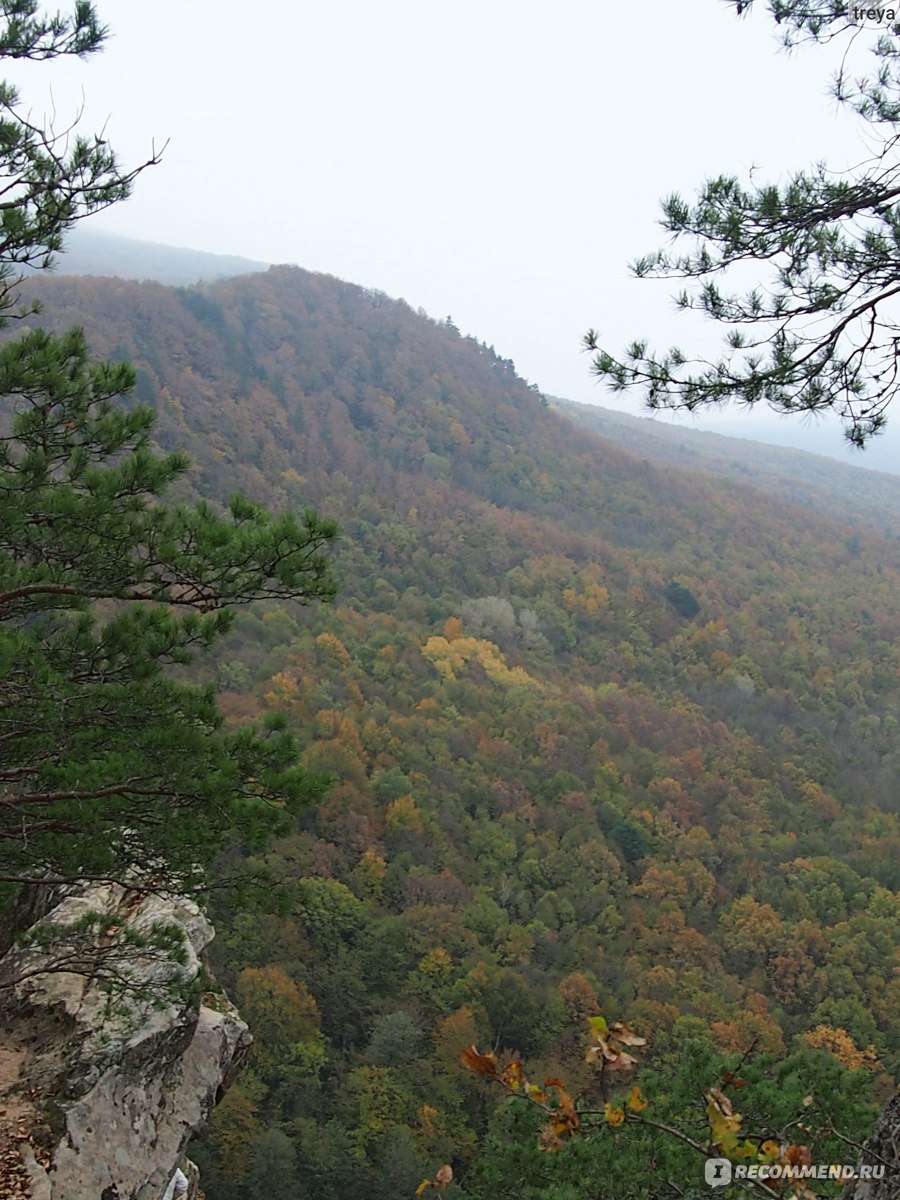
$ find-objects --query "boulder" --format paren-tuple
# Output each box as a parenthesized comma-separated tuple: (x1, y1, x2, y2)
(0, 883, 249, 1200)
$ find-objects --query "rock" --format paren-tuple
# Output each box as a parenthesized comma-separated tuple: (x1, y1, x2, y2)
(0, 884, 250, 1200)
(841, 1090, 900, 1200)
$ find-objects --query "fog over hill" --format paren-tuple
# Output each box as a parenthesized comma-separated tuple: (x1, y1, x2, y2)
(692, 412, 899, 478)
(51, 226, 269, 286)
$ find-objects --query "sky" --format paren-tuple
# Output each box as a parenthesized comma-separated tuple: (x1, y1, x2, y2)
(14, 0, 900, 472)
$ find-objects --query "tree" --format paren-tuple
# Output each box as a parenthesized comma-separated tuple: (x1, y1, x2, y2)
(586, 1, 900, 446)
(454, 1016, 884, 1200)
(0, 332, 338, 895)
(0, 2, 162, 320)
(0, 4, 339, 907)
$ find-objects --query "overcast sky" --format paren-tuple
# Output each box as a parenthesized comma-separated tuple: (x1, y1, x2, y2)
(15, 0, 900, 470)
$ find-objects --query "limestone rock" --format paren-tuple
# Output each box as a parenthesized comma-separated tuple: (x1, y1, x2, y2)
(0, 884, 250, 1200)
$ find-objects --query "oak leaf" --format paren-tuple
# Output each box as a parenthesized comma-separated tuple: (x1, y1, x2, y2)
(461, 1045, 498, 1077)
(785, 1144, 812, 1167)
(608, 1021, 647, 1047)
(606, 1049, 639, 1071)
(705, 1087, 735, 1117)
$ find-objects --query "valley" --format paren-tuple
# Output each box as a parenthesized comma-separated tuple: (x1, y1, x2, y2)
(14, 263, 899, 1199)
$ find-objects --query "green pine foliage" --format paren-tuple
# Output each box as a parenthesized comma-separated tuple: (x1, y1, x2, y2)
(586, 0, 900, 446)
(0, 5, 339, 911)
(0, 312, 339, 896)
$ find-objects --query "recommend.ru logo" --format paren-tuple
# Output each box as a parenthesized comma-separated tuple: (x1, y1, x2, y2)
(704, 1158, 887, 1187)
(705, 1159, 732, 1187)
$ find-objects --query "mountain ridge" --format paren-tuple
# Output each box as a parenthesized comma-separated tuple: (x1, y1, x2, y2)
(552, 397, 900, 537)
(9, 263, 900, 1198)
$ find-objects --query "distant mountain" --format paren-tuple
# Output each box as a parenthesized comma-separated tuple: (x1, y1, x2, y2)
(702, 412, 900, 477)
(552, 397, 900, 538)
(48, 226, 269, 285)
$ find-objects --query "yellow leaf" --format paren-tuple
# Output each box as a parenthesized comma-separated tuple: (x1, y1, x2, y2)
(416, 1182, 431, 1196)
(627, 1085, 648, 1113)
(709, 1111, 742, 1137)
(603, 1102, 626, 1127)
(554, 1087, 578, 1124)
(538, 1124, 564, 1152)
(502, 1060, 526, 1091)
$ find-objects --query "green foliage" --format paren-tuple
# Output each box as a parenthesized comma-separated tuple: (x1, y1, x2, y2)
(244, 1128, 297, 1200)
(0, 2, 160, 321)
(459, 1026, 880, 1200)
(22, 150, 900, 1196)
(365, 1010, 424, 1067)
(294, 878, 366, 951)
(0, 7, 339, 908)
(586, 1, 900, 445)
(7, 908, 194, 1017)
(0, 332, 338, 890)
(664, 581, 700, 620)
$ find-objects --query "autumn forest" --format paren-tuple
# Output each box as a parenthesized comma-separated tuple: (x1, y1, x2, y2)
(19, 264, 900, 1200)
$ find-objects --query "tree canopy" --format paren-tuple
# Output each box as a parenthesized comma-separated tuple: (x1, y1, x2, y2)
(0, 2, 339, 902)
(586, 0, 900, 446)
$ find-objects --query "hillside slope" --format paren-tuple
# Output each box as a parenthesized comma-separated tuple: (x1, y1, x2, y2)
(552, 397, 900, 537)
(15, 267, 900, 1199)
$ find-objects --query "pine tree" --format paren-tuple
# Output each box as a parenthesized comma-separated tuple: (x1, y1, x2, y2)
(586, 1, 900, 446)
(0, 5, 339, 901)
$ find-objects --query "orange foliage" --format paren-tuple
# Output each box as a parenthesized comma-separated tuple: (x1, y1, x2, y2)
(434, 1006, 480, 1071)
(803, 1025, 879, 1072)
(443, 615, 463, 641)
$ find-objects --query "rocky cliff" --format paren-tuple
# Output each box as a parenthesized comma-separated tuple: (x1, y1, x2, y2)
(841, 1092, 900, 1200)
(0, 884, 249, 1200)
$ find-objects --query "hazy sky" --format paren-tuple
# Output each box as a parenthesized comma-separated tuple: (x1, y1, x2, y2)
(15, 0, 900, 469)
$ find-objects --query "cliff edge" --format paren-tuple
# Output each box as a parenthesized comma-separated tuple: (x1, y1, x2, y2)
(0, 883, 249, 1199)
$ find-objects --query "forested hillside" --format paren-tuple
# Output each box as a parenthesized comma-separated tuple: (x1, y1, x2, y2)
(19, 267, 900, 1199)
(552, 398, 900, 538)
